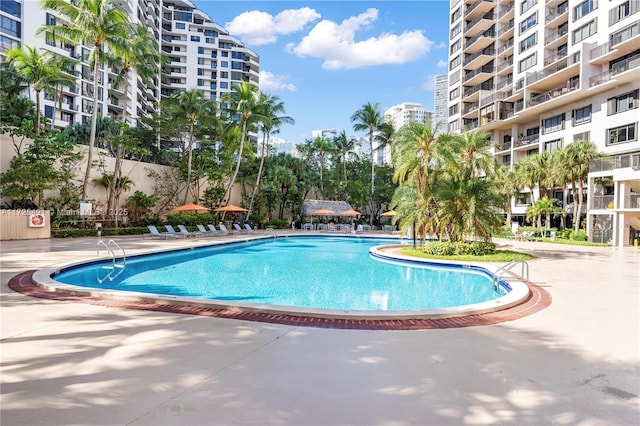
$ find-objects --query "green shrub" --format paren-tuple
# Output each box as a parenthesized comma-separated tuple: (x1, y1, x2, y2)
(53, 227, 148, 238)
(422, 241, 496, 256)
(165, 212, 216, 226)
(572, 230, 587, 241)
(265, 219, 289, 229)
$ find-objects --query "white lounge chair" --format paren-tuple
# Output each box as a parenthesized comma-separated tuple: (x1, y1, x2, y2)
(146, 225, 178, 239)
(233, 223, 247, 233)
(163, 224, 187, 238)
(178, 224, 203, 237)
(244, 223, 255, 233)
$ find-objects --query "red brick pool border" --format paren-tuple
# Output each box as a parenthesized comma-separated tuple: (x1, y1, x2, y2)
(9, 270, 551, 330)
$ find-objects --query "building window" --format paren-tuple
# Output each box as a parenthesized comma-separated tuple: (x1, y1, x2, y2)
(516, 193, 531, 206)
(221, 51, 229, 57)
(520, 12, 537, 34)
(609, 1, 637, 25)
(220, 82, 229, 89)
(191, 35, 200, 42)
(1, 15, 20, 37)
(608, 123, 637, 145)
(451, 22, 461, 38)
(450, 55, 460, 70)
(521, 0, 536, 14)
(197, 57, 204, 65)
(502, 154, 511, 165)
(197, 79, 205, 86)
(451, 7, 461, 23)
(197, 68, 205, 76)
(175, 22, 185, 29)
(46, 13, 55, 26)
(573, 105, 592, 125)
(520, 33, 536, 53)
(449, 87, 459, 100)
(542, 113, 566, 134)
(450, 39, 461, 54)
(449, 119, 460, 132)
(573, 20, 596, 44)
(544, 139, 563, 153)
(198, 47, 204, 54)
(449, 103, 459, 115)
(574, 0, 595, 21)
(607, 90, 639, 115)
(519, 53, 536, 72)
(1, 0, 20, 17)
(526, 148, 538, 156)
(574, 131, 590, 141)
(220, 71, 228, 78)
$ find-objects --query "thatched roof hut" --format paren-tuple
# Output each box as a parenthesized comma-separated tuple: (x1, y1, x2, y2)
(301, 200, 354, 216)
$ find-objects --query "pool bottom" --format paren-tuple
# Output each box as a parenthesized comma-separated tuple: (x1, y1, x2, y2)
(11, 269, 550, 330)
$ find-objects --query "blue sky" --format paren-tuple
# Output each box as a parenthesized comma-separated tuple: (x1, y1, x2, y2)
(196, 1, 451, 143)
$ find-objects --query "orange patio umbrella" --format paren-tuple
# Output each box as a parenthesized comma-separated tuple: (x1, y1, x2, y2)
(340, 208, 361, 216)
(170, 203, 210, 213)
(310, 208, 334, 216)
(215, 204, 248, 213)
(381, 210, 397, 217)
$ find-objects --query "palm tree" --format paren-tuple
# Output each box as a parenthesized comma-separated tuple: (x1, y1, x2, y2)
(106, 23, 161, 214)
(222, 83, 264, 203)
(167, 89, 215, 204)
(247, 93, 293, 218)
(351, 102, 383, 223)
(6, 45, 74, 136)
(564, 140, 602, 233)
(494, 165, 521, 226)
(0, 62, 28, 101)
(40, 0, 130, 201)
(333, 130, 356, 187)
(526, 196, 565, 237)
(453, 130, 495, 179)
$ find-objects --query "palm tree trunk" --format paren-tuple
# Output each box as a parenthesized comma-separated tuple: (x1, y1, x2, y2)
(571, 182, 579, 234)
(369, 131, 375, 225)
(81, 48, 102, 201)
(35, 89, 41, 136)
(576, 178, 584, 234)
(183, 121, 194, 204)
(111, 70, 131, 226)
(247, 131, 267, 217)
(225, 120, 247, 203)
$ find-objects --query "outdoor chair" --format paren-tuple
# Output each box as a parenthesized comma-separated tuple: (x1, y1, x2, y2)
(207, 224, 223, 235)
(196, 224, 216, 236)
(145, 225, 178, 239)
(233, 223, 247, 233)
(177, 224, 203, 237)
(218, 223, 234, 234)
(163, 224, 188, 238)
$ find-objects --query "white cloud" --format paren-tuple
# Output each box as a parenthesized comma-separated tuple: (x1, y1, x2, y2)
(225, 8, 321, 46)
(288, 8, 433, 70)
(437, 60, 447, 68)
(259, 71, 297, 92)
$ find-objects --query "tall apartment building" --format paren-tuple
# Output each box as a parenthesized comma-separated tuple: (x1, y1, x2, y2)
(433, 74, 449, 135)
(447, 0, 640, 246)
(0, 0, 259, 129)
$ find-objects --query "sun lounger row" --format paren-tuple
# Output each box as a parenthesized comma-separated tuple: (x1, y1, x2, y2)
(145, 223, 258, 239)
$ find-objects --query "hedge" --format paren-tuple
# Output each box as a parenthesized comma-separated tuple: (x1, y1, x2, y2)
(53, 227, 148, 238)
(422, 241, 496, 256)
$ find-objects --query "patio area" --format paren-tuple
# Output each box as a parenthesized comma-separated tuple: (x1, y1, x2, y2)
(1, 235, 639, 425)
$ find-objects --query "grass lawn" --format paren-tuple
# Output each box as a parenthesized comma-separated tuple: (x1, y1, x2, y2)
(398, 248, 533, 262)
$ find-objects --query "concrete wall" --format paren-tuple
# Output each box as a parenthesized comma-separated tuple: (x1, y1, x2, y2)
(0, 210, 51, 240)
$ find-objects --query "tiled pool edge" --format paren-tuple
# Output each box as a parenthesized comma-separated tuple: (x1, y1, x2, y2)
(9, 269, 551, 330)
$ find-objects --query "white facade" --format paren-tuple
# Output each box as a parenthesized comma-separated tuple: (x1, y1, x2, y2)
(0, 0, 259, 130)
(447, 0, 640, 245)
(433, 74, 449, 134)
(383, 102, 432, 131)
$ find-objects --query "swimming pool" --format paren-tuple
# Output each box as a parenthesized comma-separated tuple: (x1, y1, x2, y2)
(36, 236, 530, 319)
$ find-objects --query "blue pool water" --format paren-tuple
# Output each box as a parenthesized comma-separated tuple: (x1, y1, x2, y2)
(53, 236, 506, 311)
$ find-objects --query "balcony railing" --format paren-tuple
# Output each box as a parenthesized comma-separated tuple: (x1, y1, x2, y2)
(590, 152, 640, 172)
(544, 27, 568, 45)
(545, 3, 568, 23)
(527, 51, 579, 86)
(589, 51, 640, 87)
(463, 65, 495, 82)
(464, 47, 496, 65)
(544, 48, 568, 66)
(590, 20, 640, 59)
(498, 20, 514, 37)
(463, 102, 479, 114)
(515, 135, 539, 147)
(496, 77, 513, 90)
(464, 30, 497, 49)
(498, 2, 514, 19)
(465, 0, 497, 17)
(528, 79, 579, 107)
(464, 12, 496, 31)
(592, 195, 614, 209)
(497, 39, 514, 55)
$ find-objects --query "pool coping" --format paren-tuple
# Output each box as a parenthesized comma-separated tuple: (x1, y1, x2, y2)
(14, 236, 551, 330)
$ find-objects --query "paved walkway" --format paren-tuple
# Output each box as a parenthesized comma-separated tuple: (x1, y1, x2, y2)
(1, 235, 639, 425)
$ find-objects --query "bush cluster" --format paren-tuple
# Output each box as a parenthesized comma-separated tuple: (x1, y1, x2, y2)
(422, 241, 496, 256)
(53, 227, 148, 238)
(265, 219, 290, 229)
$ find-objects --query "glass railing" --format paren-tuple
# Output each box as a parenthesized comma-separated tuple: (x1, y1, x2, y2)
(545, 4, 568, 23)
(589, 51, 640, 87)
(590, 20, 640, 59)
(590, 153, 640, 172)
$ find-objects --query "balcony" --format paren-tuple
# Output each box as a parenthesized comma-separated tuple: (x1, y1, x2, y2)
(496, 77, 512, 90)
(592, 195, 615, 210)
(496, 57, 513, 75)
(590, 20, 640, 64)
(589, 51, 640, 87)
(497, 19, 514, 40)
(463, 82, 495, 101)
(464, 47, 495, 68)
(465, 0, 496, 20)
(544, 27, 568, 48)
(590, 153, 640, 172)
(497, 38, 514, 57)
(496, 140, 512, 151)
(545, 3, 568, 26)
(514, 135, 539, 148)
(463, 64, 495, 85)
(480, 91, 504, 107)
(544, 48, 568, 66)
(527, 79, 579, 107)
(464, 30, 496, 52)
(464, 12, 496, 38)
(497, 2, 514, 22)
(462, 101, 479, 116)
(527, 51, 580, 89)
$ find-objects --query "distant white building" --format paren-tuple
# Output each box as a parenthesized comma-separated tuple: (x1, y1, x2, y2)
(269, 136, 299, 158)
(311, 129, 339, 140)
(383, 102, 432, 131)
(433, 74, 449, 135)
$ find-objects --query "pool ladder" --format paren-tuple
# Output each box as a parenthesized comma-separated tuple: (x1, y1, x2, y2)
(493, 260, 528, 292)
(266, 228, 277, 239)
(97, 239, 126, 283)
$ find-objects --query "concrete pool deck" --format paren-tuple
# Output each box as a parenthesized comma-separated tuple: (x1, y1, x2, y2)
(1, 234, 639, 425)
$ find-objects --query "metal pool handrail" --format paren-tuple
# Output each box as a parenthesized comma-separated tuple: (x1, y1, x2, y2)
(493, 260, 529, 291)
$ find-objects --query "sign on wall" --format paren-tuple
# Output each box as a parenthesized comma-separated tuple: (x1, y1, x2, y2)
(28, 213, 46, 228)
